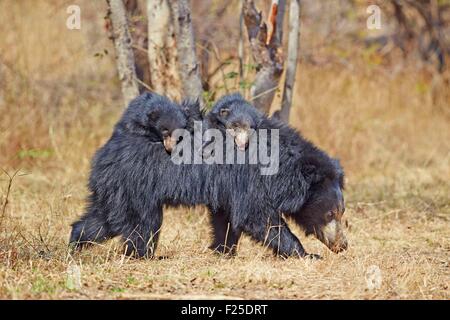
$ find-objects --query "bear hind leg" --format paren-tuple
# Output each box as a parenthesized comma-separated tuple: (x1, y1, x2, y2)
(121, 207, 163, 259)
(69, 212, 116, 251)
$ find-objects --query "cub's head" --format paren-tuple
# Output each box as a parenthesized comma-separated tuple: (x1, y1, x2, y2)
(295, 158, 348, 253)
(207, 93, 262, 151)
(121, 92, 187, 153)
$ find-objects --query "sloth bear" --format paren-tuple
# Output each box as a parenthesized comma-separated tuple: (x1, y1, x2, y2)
(203, 94, 347, 256)
(69, 92, 347, 259)
(69, 92, 202, 257)
(202, 94, 263, 151)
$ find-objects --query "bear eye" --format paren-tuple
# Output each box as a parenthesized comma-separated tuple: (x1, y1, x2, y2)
(220, 108, 230, 117)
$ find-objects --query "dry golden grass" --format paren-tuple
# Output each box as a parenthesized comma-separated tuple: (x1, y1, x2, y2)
(0, 0, 449, 299)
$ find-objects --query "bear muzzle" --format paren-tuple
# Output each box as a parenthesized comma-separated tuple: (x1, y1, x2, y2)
(163, 135, 178, 153)
(318, 219, 348, 253)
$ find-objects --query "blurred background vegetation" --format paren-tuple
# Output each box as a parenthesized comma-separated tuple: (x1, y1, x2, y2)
(1, 0, 448, 177)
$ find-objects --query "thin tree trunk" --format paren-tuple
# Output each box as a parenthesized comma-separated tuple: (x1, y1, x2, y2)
(125, 0, 152, 92)
(169, 0, 204, 106)
(274, 0, 286, 47)
(238, 0, 244, 80)
(199, 39, 211, 91)
(106, 0, 140, 106)
(279, 0, 301, 122)
(146, 0, 181, 100)
(243, 0, 285, 114)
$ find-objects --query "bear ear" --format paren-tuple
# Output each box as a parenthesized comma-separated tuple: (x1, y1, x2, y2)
(303, 164, 317, 183)
(303, 163, 326, 185)
(219, 108, 230, 117)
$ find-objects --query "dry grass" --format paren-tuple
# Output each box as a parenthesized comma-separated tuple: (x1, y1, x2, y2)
(0, 0, 449, 299)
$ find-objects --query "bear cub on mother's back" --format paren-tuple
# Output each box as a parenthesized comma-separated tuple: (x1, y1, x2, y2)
(69, 92, 348, 259)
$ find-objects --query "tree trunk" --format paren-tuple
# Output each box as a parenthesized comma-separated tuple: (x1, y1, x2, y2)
(169, 0, 204, 106)
(279, 0, 301, 122)
(238, 0, 245, 79)
(243, 0, 285, 114)
(146, 0, 181, 100)
(124, 0, 152, 92)
(106, 0, 140, 106)
(274, 0, 286, 47)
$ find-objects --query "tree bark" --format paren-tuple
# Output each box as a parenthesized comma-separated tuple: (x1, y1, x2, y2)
(124, 0, 152, 92)
(147, 0, 181, 100)
(279, 0, 301, 122)
(106, 0, 140, 106)
(274, 0, 286, 47)
(238, 0, 245, 79)
(243, 0, 285, 114)
(169, 0, 204, 106)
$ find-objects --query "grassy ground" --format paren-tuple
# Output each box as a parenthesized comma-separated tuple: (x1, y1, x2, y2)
(0, 0, 449, 299)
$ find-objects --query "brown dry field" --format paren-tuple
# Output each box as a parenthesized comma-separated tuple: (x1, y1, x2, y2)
(0, 1, 449, 299)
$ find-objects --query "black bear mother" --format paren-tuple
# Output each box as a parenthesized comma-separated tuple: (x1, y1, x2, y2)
(200, 94, 347, 256)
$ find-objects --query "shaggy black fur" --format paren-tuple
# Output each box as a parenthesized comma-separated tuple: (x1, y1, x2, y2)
(204, 94, 262, 132)
(70, 92, 347, 259)
(69, 92, 200, 257)
(202, 94, 262, 153)
(204, 94, 347, 256)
